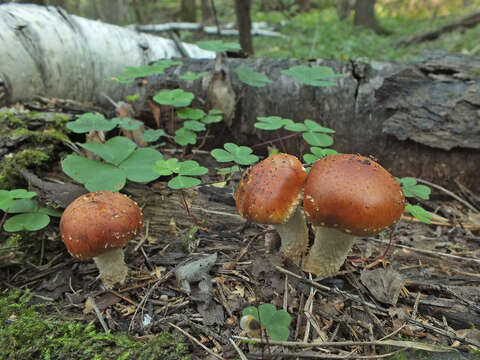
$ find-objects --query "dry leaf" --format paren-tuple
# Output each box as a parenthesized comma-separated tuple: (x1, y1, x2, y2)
(360, 267, 405, 305)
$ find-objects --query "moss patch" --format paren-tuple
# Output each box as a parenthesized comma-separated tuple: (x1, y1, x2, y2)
(0, 290, 190, 360)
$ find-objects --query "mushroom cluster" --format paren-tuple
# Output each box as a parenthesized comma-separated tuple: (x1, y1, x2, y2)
(235, 153, 406, 277)
(60, 191, 144, 288)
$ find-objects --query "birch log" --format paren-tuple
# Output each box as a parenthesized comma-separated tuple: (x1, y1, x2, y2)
(0, 3, 213, 107)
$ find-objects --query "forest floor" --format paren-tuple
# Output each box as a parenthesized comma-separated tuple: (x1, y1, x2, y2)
(1, 105, 480, 360)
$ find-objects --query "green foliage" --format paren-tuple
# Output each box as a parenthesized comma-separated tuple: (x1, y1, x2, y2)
(112, 117, 143, 131)
(125, 93, 140, 102)
(201, 109, 224, 124)
(0, 190, 61, 232)
(234, 66, 272, 87)
(196, 40, 241, 52)
(281, 65, 343, 87)
(111, 60, 182, 83)
(397, 177, 431, 199)
(255, 116, 292, 130)
(179, 71, 208, 81)
(153, 89, 195, 108)
(66, 113, 116, 133)
(211, 143, 259, 166)
(177, 108, 206, 120)
(303, 146, 338, 163)
(62, 137, 163, 192)
(153, 158, 208, 189)
(0, 290, 190, 360)
(405, 204, 432, 224)
(242, 304, 291, 341)
(174, 127, 197, 146)
(141, 129, 166, 143)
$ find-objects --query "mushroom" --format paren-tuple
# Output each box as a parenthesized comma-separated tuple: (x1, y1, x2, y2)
(302, 154, 405, 277)
(235, 153, 308, 261)
(60, 191, 144, 288)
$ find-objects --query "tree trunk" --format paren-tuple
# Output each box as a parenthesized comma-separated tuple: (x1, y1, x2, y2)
(201, 0, 212, 25)
(234, 0, 254, 56)
(337, 0, 355, 20)
(296, 0, 311, 12)
(180, 0, 197, 22)
(354, 0, 389, 34)
(135, 54, 480, 193)
(0, 3, 213, 108)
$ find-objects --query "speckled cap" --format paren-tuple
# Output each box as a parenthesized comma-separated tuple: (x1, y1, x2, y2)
(304, 154, 405, 236)
(60, 191, 144, 259)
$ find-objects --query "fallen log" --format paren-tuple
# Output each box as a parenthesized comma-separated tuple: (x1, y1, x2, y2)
(136, 53, 480, 193)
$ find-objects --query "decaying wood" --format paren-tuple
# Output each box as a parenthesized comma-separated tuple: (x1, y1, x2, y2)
(137, 53, 480, 193)
(396, 11, 480, 47)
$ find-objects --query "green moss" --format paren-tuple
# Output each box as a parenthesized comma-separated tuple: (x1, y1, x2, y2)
(0, 290, 191, 360)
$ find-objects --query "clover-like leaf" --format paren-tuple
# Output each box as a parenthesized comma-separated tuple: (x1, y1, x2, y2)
(66, 113, 116, 133)
(202, 109, 223, 124)
(303, 147, 338, 163)
(141, 129, 166, 143)
(211, 143, 258, 166)
(235, 66, 272, 87)
(125, 93, 140, 102)
(0, 190, 37, 211)
(196, 40, 241, 52)
(120, 148, 164, 183)
(284, 122, 308, 132)
(78, 136, 137, 166)
(302, 132, 334, 147)
(153, 158, 180, 176)
(304, 119, 335, 133)
(168, 176, 202, 189)
(112, 117, 143, 130)
(183, 120, 206, 132)
(62, 154, 126, 192)
(216, 165, 241, 175)
(153, 89, 195, 108)
(242, 304, 291, 341)
(282, 65, 342, 87)
(177, 108, 206, 120)
(406, 204, 432, 224)
(177, 160, 208, 176)
(4, 213, 50, 232)
(180, 71, 208, 81)
(174, 127, 197, 146)
(112, 60, 182, 83)
(397, 178, 431, 200)
(255, 116, 293, 130)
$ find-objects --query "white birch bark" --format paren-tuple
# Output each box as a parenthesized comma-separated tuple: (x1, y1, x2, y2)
(0, 3, 214, 107)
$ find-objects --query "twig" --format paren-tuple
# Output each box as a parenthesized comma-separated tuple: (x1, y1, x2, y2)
(134, 220, 150, 251)
(247, 348, 406, 359)
(407, 318, 480, 347)
(415, 178, 478, 213)
(168, 322, 226, 360)
(229, 338, 248, 360)
(365, 237, 480, 265)
(85, 296, 109, 333)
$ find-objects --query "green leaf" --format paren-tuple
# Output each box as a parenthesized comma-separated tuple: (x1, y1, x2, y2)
(281, 65, 342, 87)
(177, 108, 206, 120)
(398, 178, 431, 199)
(78, 136, 137, 166)
(168, 176, 202, 189)
(112, 117, 142, 130)
(196, 40, 241, 52)
(284, 122, 308, 132)
(0, 190, 37, 211)
(66, 113, 116, 133)
(202, 109, 223, 124)
(304, 147, 338, 163)
(174, 127, 197, 146)
(177, 160, 208, 176)
(62, 154, 126, 192)
(267, 325, 290, 342)
(38, 206, 62, 217)
(183, 120, 206, 132)
(153, 89, 195, 107)
(216, 165, 241, 175)
(120, 148, 164, 182)
(242, 306, 260, 318)
(6, 199, 39, 213)
(242, 304, 291, 341)
(211, 143, 258, 165)
(141, 129, 166, 142)
(4, 213, 50, 232)
(255, 116, 290, 130)
(234, 67, 272, 87)
(304, 120, 335, 133)
(8, 189, 37, 199)
(406, 204, 432, 224)
(125, 93, 140, 102)
(153, 158, 180, 176)
(179, 71, 208, 81)
(112, 60, 182, 83)
(302, 132, 334, 147)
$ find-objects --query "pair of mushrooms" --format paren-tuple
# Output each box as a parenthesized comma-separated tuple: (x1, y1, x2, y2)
(235, 153, 406, 277)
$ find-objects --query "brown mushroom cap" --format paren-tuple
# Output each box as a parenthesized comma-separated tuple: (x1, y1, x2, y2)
(304, 154, 405, 236)
(60, 191, 144, 259)
(235, 153, 307, 224)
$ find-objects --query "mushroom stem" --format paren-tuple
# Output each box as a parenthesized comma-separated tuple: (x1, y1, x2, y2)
(274, 207, 308, 262)
(93, 248, 128, 289)
(302, 226, 356, 276)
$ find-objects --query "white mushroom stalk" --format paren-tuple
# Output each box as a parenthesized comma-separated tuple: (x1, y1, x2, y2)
(93, 248, 128, 289)
(273, 206, 308, 260)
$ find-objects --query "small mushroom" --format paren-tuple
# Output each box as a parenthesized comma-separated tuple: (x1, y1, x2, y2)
(235, 153, 308, 261)
(60, 191, 144, 288)
(302, 154, 405, 277)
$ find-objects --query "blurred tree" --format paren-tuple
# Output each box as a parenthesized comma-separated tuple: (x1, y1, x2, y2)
(296, 0, 311, 12)
(337, 0, 355, 20)
(354, 0, 389, 35)
(93, 0, 132, 25)
(181, 0, 197, 22)
(201, 0, 213, 24)
(235, 0, 253, 55)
